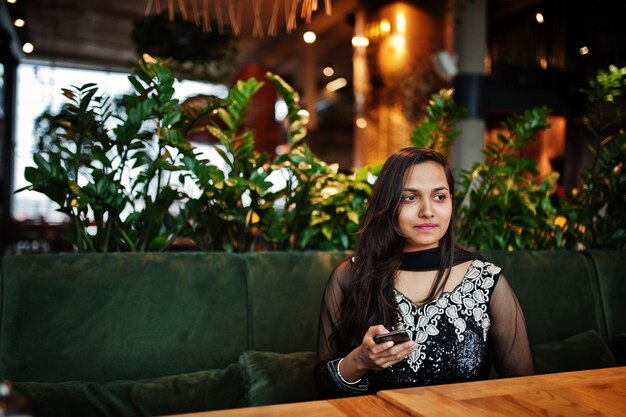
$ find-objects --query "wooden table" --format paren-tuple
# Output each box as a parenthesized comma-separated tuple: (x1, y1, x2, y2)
(378, 366, 626, 417)
(167, 394, 410, 417)
(164, 367, 626, 416)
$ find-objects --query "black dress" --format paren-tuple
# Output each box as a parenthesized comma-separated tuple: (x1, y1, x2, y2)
(314, 248, 534, 397)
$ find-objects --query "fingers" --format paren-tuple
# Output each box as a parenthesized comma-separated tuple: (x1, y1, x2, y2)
(367, 341, 417, 370)
(360, 325, 418, 371)
(368, 339, 393, 353)
(363, 325, 391, 353)
(380, 340, 416, 362)
(365, 324, 389, 341)
(370, 324, 389, 335)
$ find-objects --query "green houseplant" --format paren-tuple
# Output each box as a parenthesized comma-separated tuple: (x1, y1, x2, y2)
(176, 72, 376, 251)
(410, 89, 563, 250)
(21, 55, 374, 252)
(410, 71, 626, 251)
(567, 65, 626, 249)
(453, 107, 565, 250)
(23, 56, 189, 252)
(25, 59, 621, 253)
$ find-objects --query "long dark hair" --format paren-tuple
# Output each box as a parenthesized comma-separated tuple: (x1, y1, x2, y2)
(334, 147, 457, 354)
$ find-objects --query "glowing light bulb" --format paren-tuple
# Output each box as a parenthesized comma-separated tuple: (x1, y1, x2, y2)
(303, 31, 316, 44)
(397, 12, 406, 34)
(326, 78, 348, 92)
(380, 19, 391, 34)
(351, 36, 369, 47)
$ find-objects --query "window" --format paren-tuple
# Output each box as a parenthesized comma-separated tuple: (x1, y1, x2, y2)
(13, 62, 228, 223)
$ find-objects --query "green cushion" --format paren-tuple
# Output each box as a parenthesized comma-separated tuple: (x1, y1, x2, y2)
(586, 250, 626, 341)
(0, 253, 249, 382)
(244, 252, 349, 353)
(14, 364, 246, 417)
(532, 329, 617, 375)
(239, 351, 319, 407)
(480, 251, 606, 345)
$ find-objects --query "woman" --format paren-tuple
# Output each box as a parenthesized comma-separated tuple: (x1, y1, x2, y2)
(314, 147, 534, 397)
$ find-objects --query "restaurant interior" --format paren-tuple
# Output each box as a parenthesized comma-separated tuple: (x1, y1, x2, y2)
(0, 1, 624, 416)
(1, 0, 624, 256)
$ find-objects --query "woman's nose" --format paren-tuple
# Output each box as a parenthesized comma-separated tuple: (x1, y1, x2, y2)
(419, 201, 434, 218)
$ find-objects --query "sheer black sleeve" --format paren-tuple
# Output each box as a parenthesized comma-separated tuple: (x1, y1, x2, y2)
(314, 259, 371, 397)
(488, 274, 535, 377)
(316, 260, 350, 362)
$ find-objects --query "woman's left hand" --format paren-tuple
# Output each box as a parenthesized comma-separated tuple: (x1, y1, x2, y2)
(357, 325, 417, 370)
(337, 325, 417, 383)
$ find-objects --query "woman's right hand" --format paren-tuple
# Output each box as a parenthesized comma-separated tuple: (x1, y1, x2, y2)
(338, 325, 417, 382)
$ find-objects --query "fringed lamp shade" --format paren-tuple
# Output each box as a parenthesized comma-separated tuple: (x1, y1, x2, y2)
(144, 0, 333, 36)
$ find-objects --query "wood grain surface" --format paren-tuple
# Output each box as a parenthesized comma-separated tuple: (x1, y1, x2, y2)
(165, 394, 410, 417)
(161, 367, 625, 417)
(377, 367, 626, 417)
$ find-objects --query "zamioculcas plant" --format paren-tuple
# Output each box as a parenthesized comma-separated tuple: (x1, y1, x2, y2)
(410, 89, 563, 250)
(266, 73, 378, 250)
(410, 88, 466, 152)
(26, 59, 582, 253)
(21, 55, 189, 251)
(454, 107, 564, 250)
(177, 76, 275, 251)
(568, 65, 626, 249)
(23, 56, 377, 253)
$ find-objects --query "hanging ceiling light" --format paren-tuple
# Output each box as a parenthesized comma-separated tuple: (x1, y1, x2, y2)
(144, 0, 333, 37)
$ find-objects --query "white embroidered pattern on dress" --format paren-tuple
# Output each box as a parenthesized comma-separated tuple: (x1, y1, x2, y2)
(394, 260, 500, 372)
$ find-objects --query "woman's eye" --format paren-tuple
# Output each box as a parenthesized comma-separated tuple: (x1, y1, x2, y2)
(434, 194, 447, 202)
(402, 194, 416, 202)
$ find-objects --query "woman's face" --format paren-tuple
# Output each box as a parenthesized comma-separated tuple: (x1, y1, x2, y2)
(398, 161, 452, 252)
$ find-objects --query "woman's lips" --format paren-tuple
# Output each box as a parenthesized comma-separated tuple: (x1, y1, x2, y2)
(415, 224, 437, 231)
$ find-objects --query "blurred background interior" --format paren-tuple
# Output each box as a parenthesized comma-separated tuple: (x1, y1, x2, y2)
(1, 0, 625, 256)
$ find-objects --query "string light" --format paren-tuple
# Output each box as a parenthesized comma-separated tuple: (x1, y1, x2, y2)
(380, 19, 391, 34)
(352, 36, 369, 47)
(303, 31, 316, 44)
(396, 12, 406, 33)
(326, 77, 347, 92)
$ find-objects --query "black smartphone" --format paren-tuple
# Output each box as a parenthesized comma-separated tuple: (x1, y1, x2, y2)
(373, 329, 411, 344)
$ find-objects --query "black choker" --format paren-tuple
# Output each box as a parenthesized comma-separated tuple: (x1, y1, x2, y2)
(400, 247, 442, 271)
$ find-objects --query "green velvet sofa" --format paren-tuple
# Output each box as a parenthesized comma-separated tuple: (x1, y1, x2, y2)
(0, 250, 624, 417)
